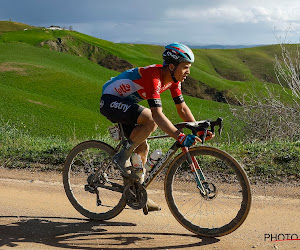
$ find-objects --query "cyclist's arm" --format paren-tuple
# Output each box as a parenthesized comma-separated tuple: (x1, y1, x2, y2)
(150, 106, 181, 140)
(175, 102, 196, 122)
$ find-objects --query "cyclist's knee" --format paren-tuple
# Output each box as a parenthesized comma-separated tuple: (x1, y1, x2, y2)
(149, 119, 158, 131)
(138, 109, 157, 131)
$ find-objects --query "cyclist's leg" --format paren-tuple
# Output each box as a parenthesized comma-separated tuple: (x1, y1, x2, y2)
(100, 95, 156, 169)
(100, 96, 161, 211)
(130, 109, 161, 212)
(134, 141, 149, 166)
(131, 108, 157, 164)
(114, 108, 157, 170)
(131, 108, 157, 144)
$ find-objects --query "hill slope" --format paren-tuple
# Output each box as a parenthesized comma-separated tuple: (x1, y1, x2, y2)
(0, 21, 292, 139)
(0, 21, 35, 32)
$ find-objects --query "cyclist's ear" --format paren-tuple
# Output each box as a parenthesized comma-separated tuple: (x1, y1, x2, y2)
(168, 64, 176, 71)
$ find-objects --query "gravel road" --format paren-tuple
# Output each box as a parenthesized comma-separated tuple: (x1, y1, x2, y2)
(0, 168, 299, 249)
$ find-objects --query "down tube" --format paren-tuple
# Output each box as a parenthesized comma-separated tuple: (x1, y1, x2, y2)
(143, 143, 179, 188)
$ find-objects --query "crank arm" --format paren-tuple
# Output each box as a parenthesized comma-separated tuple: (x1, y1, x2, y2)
(95, 188, 102, 206)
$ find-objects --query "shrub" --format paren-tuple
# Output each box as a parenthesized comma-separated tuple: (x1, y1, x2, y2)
(229, 41, 300, 142)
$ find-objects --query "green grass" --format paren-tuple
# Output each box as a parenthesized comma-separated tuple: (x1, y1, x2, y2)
(1, 119, 298, 183)
(219, 140, 300, 183)
(0, 21, 35, 32)
(0, 43, 115, 138)
(0, 29, 55, 45)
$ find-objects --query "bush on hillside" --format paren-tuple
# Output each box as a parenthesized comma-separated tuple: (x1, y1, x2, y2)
(229, 42, 300, 142)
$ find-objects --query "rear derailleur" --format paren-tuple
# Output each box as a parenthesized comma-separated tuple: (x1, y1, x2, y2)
(84, 172, 109, 206)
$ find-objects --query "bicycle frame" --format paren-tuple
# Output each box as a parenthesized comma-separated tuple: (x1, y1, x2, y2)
(144, 134, 208, 195)
(143, 138, 178, 188)
(112, 120, 221, 195)
(112, 131, 179, 188)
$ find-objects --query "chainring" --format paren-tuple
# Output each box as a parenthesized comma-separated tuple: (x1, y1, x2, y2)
(123, 182, 147, 210)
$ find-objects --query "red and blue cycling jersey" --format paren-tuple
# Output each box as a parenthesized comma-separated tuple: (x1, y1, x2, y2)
(102, 64, 184, 107)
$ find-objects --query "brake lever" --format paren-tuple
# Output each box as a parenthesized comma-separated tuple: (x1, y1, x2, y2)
(210, 117, 223, 137)
(186, 122, 210, 144)
(201, 129, 207, 144)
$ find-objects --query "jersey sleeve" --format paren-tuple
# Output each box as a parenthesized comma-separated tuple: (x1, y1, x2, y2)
(170, 82, 185, 104)
(146, 78, 163, 107)
(170, 82, 182, 98)
(146, 78, 161, 99)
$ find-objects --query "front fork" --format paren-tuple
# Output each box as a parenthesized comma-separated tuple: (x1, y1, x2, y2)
(181, 147, 208, 196)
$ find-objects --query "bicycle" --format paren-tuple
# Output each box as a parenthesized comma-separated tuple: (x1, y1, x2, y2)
(63, 118, 252, 237)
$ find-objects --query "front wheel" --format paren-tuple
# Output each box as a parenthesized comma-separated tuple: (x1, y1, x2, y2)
(63, 140, 126, 220)
(165, 146, 251, 237)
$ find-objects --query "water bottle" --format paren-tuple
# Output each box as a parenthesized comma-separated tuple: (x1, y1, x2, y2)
(145, 149, 163, 172)
(131, 153, 144, 183)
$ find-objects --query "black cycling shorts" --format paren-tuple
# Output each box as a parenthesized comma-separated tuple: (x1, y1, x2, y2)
(100, 94, 145, 137)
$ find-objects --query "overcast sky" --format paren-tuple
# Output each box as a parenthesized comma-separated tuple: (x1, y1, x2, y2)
(1, 0, 300, 46)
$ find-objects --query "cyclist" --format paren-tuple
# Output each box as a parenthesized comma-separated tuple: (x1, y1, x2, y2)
(100, 42, 211, 211)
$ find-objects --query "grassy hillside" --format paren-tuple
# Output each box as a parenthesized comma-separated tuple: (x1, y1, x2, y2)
(0, 42, 231, 139)
(0, 21, 293, 140)
(0, 21, 35, 32)
(0, 42, 113, 138)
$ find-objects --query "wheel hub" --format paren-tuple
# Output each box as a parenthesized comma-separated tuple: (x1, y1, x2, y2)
(201, 181, 217, 200)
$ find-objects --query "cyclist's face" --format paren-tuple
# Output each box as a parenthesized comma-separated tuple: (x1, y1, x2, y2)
(174, 62, 191, 82)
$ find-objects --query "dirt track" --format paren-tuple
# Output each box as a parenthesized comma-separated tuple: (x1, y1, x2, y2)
(0, 168, 299, 250)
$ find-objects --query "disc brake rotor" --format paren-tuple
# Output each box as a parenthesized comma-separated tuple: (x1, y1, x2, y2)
(201, 181, 218, 200)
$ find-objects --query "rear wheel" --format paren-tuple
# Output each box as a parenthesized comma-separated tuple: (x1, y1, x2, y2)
(63, 140, 126, 220)
(165, 146, 251, 237)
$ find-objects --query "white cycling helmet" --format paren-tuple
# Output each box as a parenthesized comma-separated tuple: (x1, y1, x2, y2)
(163, 42, 195, 65)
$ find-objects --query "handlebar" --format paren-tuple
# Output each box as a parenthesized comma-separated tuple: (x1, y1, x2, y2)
(147, 117, 223, 142)
(175, 117, 223, 143)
